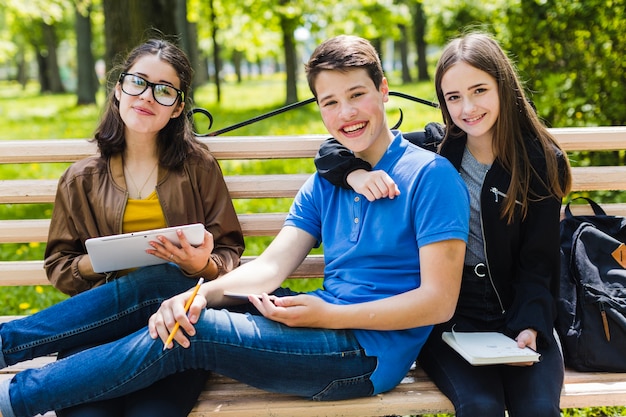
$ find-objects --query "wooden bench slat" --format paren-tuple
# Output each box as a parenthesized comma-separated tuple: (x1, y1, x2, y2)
(0, 219, 51, 243)
(0, 255, 325, 286)
(0, 261, 50, 286)
(0, 352, 624, 415)
(5, 205, 626, 246)
(187, 368, 626, 416)
(0, 214, 288, 244)
(2, 166, 626, 205)
(203, 135, 327, 159)
(0, 179, 59, 204)
(224, 174, 311, 198)
(1, 127, 625, 164)
(0, 136, 327, 164)
(0, 174, 313, 203)
(552, 126, 626, 151)
(0, 140, 98, 164)
(237, 213, 286, 236)
(570, 166, 626, 191)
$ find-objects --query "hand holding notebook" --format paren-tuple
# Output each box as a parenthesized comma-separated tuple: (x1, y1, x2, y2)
(442, 327, 541, 366)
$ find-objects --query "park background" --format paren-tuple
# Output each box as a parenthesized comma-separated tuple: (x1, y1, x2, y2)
(0, 1, 625, 415)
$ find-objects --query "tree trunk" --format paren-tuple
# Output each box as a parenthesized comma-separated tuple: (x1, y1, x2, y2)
(102, 0, 178, 91)
(75, 6, 98, 105)
(41, 23, 65, 94)
(208, 0, 221, 103)
(278, 8, 298, 105)
(188, 23, 207, 88)
(174, 0, 191, 55)
(103, 1, 137, 84)
(233, 50, 243, 84)
(35, 47, 49, 93)
(398, 25, 412, 83)
(16, 49, 28, 88)
(412, 1, 429, 82)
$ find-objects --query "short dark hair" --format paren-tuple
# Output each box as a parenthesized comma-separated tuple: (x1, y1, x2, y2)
(305, 35, 384, 98)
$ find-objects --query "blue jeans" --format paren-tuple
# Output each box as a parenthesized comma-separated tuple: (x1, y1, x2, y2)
(0, 265, 376, 417)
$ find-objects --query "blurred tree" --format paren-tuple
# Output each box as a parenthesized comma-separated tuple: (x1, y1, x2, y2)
(75, 1, 98, 105)
(397, 24, 412, 83)
(424, 0, 625, 127)
(425, 0, 502, 45)
(2, 0, 72, 94)
(208, 0, 222, 102)
(277, 0, 300, 104)
(102, 0, 181, 84)
(504, 0, 626, 127)
(36, 22, 65, 93)
(411, 1, 429, 81)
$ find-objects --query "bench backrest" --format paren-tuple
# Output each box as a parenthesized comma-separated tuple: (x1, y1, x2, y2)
(1, 126, 626, 287)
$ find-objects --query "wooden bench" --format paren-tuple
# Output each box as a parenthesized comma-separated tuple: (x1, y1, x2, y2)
(1, 126, 626, 416)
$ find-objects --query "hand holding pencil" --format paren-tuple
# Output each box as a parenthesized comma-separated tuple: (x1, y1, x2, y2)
(162, 277, 204, 350)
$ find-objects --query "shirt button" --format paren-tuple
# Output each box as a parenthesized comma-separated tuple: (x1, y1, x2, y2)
(354, 196, 360, 202)
(354, 218, 359, 224)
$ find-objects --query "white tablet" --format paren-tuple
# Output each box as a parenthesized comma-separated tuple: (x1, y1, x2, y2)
(85, 223, 205, 273)
(223, 291, 278, 302)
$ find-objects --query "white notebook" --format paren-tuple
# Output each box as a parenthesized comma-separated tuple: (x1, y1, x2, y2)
(442, 328, 541, 366)
(85, 223, 205, 273)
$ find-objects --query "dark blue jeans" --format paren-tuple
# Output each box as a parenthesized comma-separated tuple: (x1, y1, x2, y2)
(0, 264, 376, 417)
(1, 263, 207, 417)
(55, 368, 210, 417)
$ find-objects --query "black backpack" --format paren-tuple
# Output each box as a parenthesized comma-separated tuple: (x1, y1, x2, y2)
(556, 198, 626, 371)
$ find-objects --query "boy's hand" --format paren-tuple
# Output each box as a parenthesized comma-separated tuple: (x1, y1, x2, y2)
(250, 293, 336, 328)
(346, 169, 400, 201)
(149, 288, 208, 349)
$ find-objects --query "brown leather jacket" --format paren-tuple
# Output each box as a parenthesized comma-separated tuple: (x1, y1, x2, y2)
(44, 151, 244, 296)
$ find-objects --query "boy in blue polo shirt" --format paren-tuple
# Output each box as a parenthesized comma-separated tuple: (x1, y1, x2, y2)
(0, 35, 469, 417)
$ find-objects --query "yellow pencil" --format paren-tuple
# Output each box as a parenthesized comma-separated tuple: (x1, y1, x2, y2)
(163, 277, 204, 350)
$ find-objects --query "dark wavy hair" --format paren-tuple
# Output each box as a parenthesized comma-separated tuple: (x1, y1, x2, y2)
(435, 32, 572, 223)
(93, 39, 207, 169)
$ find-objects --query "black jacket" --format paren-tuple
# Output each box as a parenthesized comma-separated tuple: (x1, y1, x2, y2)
(314, 124, 566, 346)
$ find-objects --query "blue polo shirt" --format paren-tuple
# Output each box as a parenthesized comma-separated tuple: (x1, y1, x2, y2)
(284, 132, 469, 394)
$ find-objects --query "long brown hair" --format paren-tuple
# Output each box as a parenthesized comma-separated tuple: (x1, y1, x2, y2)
(93, 38, 208, 169)
(436, 32, 572, 223)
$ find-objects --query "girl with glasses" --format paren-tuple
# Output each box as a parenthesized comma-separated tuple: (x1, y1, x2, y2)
(42, 39, 244, 417)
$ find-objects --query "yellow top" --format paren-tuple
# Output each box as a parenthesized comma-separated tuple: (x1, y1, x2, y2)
(123, 190, 166, 233)
(116, 190, 166, 276)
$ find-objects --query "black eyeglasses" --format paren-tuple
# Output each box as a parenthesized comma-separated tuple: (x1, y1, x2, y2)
(118, 73, 184, 107)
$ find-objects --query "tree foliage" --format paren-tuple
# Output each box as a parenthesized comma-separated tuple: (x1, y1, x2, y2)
(424, 0, 625, 128)
(504, 0, 626, 127)
(0, 0, 624, 126)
